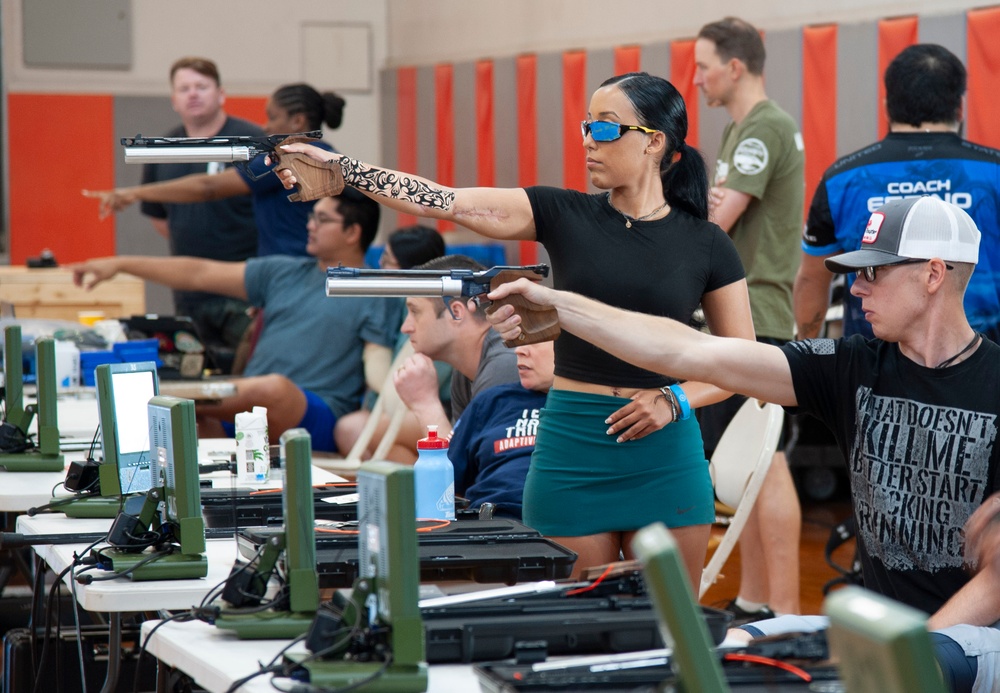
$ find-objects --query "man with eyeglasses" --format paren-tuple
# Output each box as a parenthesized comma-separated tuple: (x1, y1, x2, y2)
(486, 195, 1000, 693)
(795, 44, 1000, 345)
(69, 189, 400, 453)
(693, 17, 806, 624)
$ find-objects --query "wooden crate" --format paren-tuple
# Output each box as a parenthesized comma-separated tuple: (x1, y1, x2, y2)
(0, 266, 145, 322)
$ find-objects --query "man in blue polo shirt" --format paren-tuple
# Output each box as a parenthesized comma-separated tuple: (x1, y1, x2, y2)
(795, 44, 1000, 343)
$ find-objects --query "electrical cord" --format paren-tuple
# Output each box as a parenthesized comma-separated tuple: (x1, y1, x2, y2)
(32, 563, 73, 693)
(32, 540, 103, 693)
(219, 590, 369, 693)
(270, 589, 389, 693)
(118, 528, 162, 550)
(193, 541, 273, 620)
(27, 478, 102, 516)
(27, 500, 188, 691)
(269, 654, 394, 693)
(76, 547, 176, 584)
(101, 525, 164, 552)
(29, 551, 45, 668)
(221, 634, 308, 693)
(564, 563, 615, 596)
(234, 604, 367, 693)
(131, 610, 198, 693)
(69, 560, 88, 693)
(723, 652, 813, 682)
(130, 551, 268, 693)
(86, 424, 101, 463)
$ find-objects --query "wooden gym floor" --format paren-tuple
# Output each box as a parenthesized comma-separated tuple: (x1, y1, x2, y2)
(701, 498, 856, 614)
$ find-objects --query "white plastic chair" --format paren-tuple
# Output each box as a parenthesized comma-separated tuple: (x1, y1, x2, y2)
(314, 340, 414, 474)
(699, 398, 784, 599)
(350, 339, 414, 462)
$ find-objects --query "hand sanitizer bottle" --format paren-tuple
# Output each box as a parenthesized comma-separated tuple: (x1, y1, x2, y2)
(413, 425, 455, 520)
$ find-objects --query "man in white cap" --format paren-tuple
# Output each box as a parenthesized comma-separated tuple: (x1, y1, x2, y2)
(485, 195, 1000, 692)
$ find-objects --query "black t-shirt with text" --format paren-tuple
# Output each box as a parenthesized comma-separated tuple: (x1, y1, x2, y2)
(783, 336, 1000, 615)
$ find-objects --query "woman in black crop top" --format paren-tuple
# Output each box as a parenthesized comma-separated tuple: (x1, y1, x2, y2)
(278, 72, 754, 589)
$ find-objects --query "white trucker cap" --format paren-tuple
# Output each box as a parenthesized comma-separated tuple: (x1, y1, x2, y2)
(825, 196, 980, 274)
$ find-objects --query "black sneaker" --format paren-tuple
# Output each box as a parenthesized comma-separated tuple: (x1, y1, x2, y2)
(722, 599, 776, 627)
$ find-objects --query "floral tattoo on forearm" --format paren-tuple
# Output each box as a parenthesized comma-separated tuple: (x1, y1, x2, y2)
(338, 156, 455, 211)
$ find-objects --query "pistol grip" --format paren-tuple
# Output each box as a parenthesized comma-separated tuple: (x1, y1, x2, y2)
(485, 270, 560, 347)
(273, 151, 345, 202)
(486, 296, 560, 347)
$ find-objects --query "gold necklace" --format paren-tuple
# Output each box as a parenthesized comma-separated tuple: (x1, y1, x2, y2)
(606, 192, 668, 228)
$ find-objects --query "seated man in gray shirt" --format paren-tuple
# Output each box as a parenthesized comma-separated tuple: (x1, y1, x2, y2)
(375, 255, 520, 463)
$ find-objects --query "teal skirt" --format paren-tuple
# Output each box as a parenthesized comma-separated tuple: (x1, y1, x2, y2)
(522, 389, 715, 536)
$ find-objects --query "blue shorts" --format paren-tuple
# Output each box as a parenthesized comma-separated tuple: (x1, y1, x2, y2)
(220, 389, 338, 452)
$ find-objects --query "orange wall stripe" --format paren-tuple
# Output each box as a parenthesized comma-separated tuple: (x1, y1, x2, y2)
(516, 54, 538, 264)
(802, 25, 838, 217)
(435, 63, 455, 233)
(967, 7, 1000, 149)
(876, 16, 917, 139)
(669, 39, 699, 149)
(224, 96, 268, 126)
(614, 45, 641, 75)
(475, 60, 495, 188)
(562, 50, 588, 193)
(8, 94, 116, 263)
(396, 67, 418, 227)
(516, 55, 537, 189)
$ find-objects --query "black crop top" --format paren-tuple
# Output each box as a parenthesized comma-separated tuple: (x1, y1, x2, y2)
(527, 186, 745, 388)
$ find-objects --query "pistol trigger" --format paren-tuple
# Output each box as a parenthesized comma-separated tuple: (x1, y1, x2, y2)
(471, 294, 491, 310)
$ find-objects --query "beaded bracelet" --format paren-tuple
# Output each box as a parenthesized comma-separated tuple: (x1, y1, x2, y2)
(669, 384, 692, 420)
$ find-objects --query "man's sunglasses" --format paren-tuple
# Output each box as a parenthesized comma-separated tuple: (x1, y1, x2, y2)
(860, 258, 954, 282)
(581, 119, 659, 142)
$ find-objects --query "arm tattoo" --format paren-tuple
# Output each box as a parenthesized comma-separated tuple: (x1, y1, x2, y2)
(339, 156, 456, 211)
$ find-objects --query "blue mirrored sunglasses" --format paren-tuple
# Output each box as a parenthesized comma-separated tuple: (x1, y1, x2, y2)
(581, 119, 659, 142)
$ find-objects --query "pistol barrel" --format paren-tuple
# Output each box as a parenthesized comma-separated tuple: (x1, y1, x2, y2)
(326, 276, 466, 298)
(123, 145, 254, 164)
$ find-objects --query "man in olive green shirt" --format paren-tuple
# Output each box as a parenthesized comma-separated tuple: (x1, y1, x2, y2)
(693, 16, 805, 621)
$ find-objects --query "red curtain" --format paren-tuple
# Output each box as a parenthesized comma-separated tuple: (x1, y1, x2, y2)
(396, 67, 418, 227)
(562, 50, 588, 193)
(967, 7, 1000, 149)
(877, 16, 918, 139)
(475, 60, 495, 188)
(669, 40, 699, 148)
(614, 45, 641, 75)
(435, 64, 455, 232)
(516, 54, 538, 264)
(802, 25, 838, 216)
